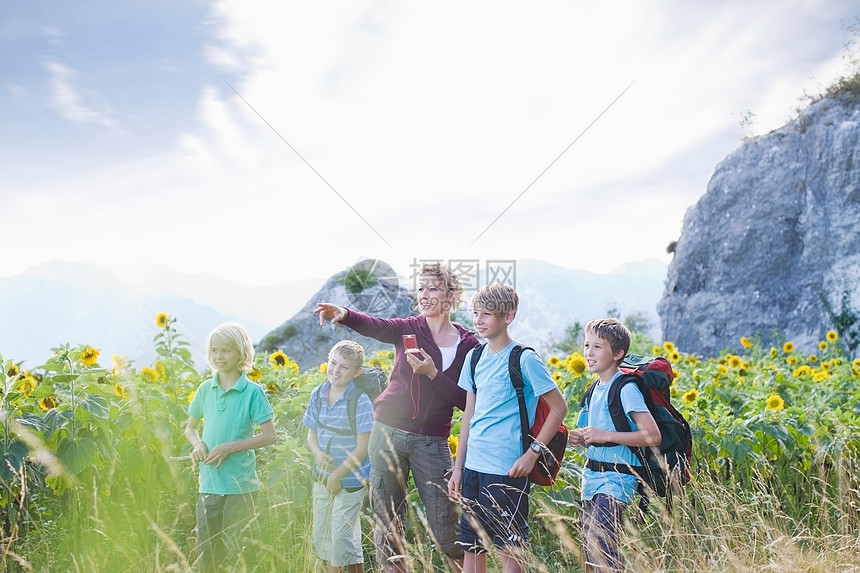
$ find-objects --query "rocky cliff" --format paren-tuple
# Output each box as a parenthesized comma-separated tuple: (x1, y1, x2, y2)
(658, 95, 860, 357)
(256, 260, 416, 370)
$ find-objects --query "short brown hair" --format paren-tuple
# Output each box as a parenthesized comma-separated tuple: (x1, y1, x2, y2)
(470, 283, 518, 316)
(585, 318, 631, 360)
(329, 340, 365, 368)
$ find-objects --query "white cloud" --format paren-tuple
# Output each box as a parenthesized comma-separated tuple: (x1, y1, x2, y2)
(2, 1, 854, 287)
(44, 59, 122, 131)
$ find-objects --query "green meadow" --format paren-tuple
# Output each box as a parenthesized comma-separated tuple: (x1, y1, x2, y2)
(2, 315, 860, 571)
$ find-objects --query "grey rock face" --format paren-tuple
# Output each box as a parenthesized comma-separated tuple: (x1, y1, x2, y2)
(659, 97, 860, 357)
(255, 262, 416, 370)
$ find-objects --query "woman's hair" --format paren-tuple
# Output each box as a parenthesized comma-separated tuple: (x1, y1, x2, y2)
(585, 318, 631, 359)
(470, 283, 518, 316)
(419, 262, 464, 311)
(329, 340, 365, 370)
(207, 322, 255, 373)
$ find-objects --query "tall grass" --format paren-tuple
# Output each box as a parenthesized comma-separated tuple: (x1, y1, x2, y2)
(4, 319, 860, 571)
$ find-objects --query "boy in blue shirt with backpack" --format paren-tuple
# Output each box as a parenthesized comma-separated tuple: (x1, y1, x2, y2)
(568, 319, 661, 573)
(448, 284, 567, 573)
(303, 340, 374, 573)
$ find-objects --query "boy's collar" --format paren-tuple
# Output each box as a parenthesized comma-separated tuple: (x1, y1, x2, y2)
(486, 339, 517, 355)
(212, 372, 248, 391)
(598, 369, 623, 385)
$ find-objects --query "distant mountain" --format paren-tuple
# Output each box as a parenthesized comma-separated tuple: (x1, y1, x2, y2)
(257, 258, 668, 370)
(0, 261, 322, 369)
(0, 258, 667, 370)
(513, 258, 665, 353)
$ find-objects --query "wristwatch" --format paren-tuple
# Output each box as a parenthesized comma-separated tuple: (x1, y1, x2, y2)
(529, 441, 542, 454)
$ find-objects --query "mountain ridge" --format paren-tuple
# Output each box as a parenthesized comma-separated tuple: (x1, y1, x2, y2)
(0, 258, 667, 369)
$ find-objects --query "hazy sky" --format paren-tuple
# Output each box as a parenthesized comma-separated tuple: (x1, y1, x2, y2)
(2, 1, 856, 287)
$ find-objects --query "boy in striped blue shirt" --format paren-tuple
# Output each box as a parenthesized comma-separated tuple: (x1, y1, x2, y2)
(303, 340, 373, 573)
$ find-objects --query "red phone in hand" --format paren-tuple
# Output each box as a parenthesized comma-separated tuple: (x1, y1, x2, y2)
(403, 334, 419, 353)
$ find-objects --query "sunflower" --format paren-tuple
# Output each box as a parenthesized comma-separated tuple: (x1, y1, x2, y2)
(141, 367, 159, 383)
(112, 354, 127, 375)
(740, 337, 752, 349)
(448, 434, 459, 458)
(826, 330, 838, 342)
(812, 370, 830, 382)
(669, 351, 681, 363)
(552, 371, 562, 383)
(113, 382, 128, 400)
(247, 368, 262, 382)
(319, 362, 328, 373)
(770, 347, 778, 358)
(38, 396, 57, 411)
(547, 356, 562, 368)
(156, 312, 169, 328)
(765, 394, 785, 412)
(728, 355, 741, 368)
(783, 341, 795, 354)
(809, 354, 818, 363)
(18, 374, 37, 397)
(663, 341, 676, 354)
(819, 341, 827, 351)
(682, 389, 698, 404)
(792, 365, 811, 378)
(565, 354, 587, 375)
(652, 346, 661, 356)
(266, 382, 280, 394)
(6, 364, 19, 378)
(786, 356, 798, 365)
(81, 347, 100, 367)
(269, 350, 289, 368)
(187, 390, 196, 404)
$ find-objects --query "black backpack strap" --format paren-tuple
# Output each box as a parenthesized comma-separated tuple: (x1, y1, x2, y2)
(468, 343, 486, 393)
(509, 345, 535, 454)
(609, 374, 657, 514)
(580, 380, 597, 409)
(315, 385, 361, 437)
(606, 374, 636, 433)
(345, 387, 360, 436)
(607, 374, 650, 463)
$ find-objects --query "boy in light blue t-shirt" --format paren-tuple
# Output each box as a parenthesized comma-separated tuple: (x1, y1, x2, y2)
(448, 284, 567, 573)
(568, 318, 661, 573)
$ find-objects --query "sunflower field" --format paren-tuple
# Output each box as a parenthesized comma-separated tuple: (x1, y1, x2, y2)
(2, 315, 860, 571)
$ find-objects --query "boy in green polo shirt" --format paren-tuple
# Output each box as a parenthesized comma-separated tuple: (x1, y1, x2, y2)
(185, 322, 277, 571)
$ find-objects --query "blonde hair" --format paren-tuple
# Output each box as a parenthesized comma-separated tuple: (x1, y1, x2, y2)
(207, 322, 255, 373)
(420, 262, 465, 311)
(470, 283, 518, 316)
(585, 318, 631, 360)
(329, 340, 365, 370)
